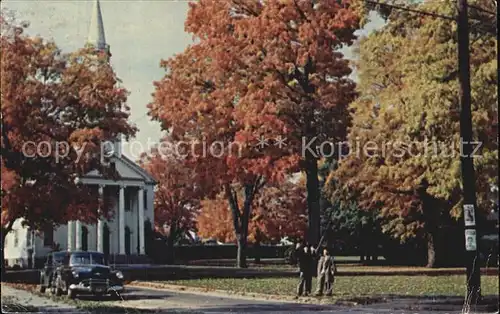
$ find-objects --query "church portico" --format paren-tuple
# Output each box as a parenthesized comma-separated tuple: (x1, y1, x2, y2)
(68, 178, 153, 258)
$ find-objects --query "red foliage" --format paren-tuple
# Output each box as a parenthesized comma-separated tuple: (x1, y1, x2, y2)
(148, 0, 360, 264)
(1, 15, 136, 235)
(139, 143, 201, 241)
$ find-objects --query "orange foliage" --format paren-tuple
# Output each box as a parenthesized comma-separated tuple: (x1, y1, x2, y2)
(198, 181, 307, 244)
(1, 15, 136, 233)
(139, 144, 201, 240)
(148, 0, 360, 263)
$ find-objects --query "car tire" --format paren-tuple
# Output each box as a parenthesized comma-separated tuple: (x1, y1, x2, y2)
(110, 291, 121, 300)
(94, 292, 104, 300)
(55, 275, 63, 296)
(67, 288, 76, 299)
(39, 275, 46, 293)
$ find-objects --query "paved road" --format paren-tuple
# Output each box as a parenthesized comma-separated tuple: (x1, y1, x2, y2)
(2, 284, 495, 313)
(75, 286, 474, 313)
(104, 286, 353, 313)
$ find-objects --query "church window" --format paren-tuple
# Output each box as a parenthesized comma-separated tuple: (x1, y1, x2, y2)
(26, 229, 31, 247)
(13, 230, 19, 247)
(125, 191, 132, 212)
(144, 190, 148, 210)
(43, 225, 53, 247)
(82, 226, 88, 251)
(125, 226, 131, 255)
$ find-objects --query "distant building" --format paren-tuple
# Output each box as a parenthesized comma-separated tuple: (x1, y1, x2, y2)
(4, 0, 156, 268)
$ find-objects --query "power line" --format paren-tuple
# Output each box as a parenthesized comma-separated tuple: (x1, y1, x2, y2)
(364, 0, 455, 20)
(364, 0, 497, 34)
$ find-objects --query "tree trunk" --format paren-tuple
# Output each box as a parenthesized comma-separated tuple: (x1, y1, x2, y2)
(166, 234, 175, 264)
(305, 152, 320, 246)
(1, 222, 14, 277)
(225, 181, 260, 269)
(254, 237, 261, 264)
(420, 189, 440, 268)
(426, 231, 437, 268)
(236, 233, 248, 268)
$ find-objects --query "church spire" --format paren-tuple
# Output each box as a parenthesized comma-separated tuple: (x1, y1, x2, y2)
(87, 0, 108, 53)
(87, 0, 120, 156)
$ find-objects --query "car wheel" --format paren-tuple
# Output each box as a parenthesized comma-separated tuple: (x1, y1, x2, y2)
(67, 287, 76, 299)
(55, 275, 63, 296)
(50, 277, 56, 295)
(110, 291, 121, 300)
(94, 292, 104, 300)
(39, 275, 46, 293)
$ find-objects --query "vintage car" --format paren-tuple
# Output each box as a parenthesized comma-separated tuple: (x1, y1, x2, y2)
(39, 251, 124, 299)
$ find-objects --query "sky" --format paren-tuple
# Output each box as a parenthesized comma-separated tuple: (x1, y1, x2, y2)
(2, 0, 384, 161)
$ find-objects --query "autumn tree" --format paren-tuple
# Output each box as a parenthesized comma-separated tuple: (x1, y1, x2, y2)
(139, 143, 202, 263)
(149, 0, 361, 266)
(1, 14, 136, 270)
(326, 1, 497, 267)
(197, 181, 308, 255)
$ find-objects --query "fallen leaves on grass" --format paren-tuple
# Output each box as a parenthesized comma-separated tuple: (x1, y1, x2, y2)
(156, 275, 500, 301)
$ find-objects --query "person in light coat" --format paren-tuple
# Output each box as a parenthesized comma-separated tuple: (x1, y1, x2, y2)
(315, 247, 337, 296)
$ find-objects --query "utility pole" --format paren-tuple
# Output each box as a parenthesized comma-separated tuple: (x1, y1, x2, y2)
(457, 0, 481, 304)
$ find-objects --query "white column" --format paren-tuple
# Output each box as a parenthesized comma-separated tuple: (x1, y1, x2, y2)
(75, 220, 82, 250)
(31, 230, 36, 268)
(119, 185, 125, 255)
(97, 184, 104, 253)
(138, 186, 145, 255)
(67, 221, 74, 251)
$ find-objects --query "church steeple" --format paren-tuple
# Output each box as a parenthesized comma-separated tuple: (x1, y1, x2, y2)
(87, 0, 110, 55)
(87, 0, 121, 157)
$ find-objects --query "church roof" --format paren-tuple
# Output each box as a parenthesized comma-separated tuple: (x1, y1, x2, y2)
(119, 154, 157, 184)
(82, 154, 156, 185)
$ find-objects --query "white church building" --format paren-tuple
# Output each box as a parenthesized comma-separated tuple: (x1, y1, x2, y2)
(4, 0, 156, 267)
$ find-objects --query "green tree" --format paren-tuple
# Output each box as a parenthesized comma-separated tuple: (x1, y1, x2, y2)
(326, 0, 497, 267)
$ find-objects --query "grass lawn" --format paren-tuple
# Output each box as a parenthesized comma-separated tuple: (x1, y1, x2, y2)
(255, 264, 496, 273)
(158, 275, 500, 300)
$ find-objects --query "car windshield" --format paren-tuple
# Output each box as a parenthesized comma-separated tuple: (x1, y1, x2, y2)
(69, 253, 106, 266)
(53, 252, 68, 265)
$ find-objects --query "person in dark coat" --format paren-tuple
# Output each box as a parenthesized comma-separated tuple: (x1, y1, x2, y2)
(296, 243, 313, 296)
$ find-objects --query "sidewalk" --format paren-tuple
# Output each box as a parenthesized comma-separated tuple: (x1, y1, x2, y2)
(1, 284, 83, 313)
